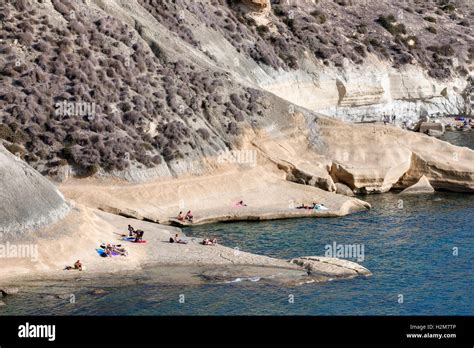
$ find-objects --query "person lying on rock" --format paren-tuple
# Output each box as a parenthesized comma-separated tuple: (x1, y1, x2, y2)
(202, 238, 217, 246)
(74, 260, 83, 271)
(235, 200, 247, 207)
(64, 260, 83, 271)
(103, 244, 128, 256)
(313, 203, 328, 210)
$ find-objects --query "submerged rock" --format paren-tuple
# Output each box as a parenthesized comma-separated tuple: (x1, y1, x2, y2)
(90, 289, 106, 295)
(400, 175, 434, 194)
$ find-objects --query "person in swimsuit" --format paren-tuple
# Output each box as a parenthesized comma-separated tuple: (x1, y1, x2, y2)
(128, 224, 135, 237)
(185, 210, 193, 223)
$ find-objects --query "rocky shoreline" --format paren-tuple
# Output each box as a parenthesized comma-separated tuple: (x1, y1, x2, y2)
(2, 111, 474, 289)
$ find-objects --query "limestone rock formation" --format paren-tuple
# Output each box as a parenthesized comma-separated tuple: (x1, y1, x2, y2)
(335, 183, 354, 197)
(290, 256, 372, 277)
(395, 151, 474, 193)
(315, 116, 474, 193)
(400, 175, 434, 194)
(0, 145, 70, 239)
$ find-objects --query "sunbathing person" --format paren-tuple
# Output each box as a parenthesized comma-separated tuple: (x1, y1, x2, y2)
(235, 200, 247, 207)
(74, 260, 83, 271)
(174, 233, 188, 244)
(128, 224, 135, 237)
(202, 238, 217, 246)
(64, 260, 83, 271)
(313, 203, 328, 210)
(113, 246, 128, 256)
(177, 211, 184, 221)
(185, 210, 193, 223)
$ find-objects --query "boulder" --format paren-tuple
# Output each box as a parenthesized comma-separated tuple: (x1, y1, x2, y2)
(419, 122, 445, 135)
(400, 175, 434, 194)
(335, 182, 354, 196)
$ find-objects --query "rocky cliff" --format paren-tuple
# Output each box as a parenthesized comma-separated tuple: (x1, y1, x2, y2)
(0, 0, 472, 184)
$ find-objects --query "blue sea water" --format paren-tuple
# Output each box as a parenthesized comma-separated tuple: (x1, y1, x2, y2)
(1, 133, 473, 315)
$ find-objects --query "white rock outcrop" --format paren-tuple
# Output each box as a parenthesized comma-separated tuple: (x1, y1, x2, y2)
(400, 175, 434, 194)
(0, 145, 70, 239)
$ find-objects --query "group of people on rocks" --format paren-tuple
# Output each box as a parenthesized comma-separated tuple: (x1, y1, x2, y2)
(202, 238, 217, 246)
(128, 224, 145, 242)
(100, 243, 128, 256)
(296, 202, 327, 210)
(66, 205, 221, 270)
(177, 210, 193, 223)
(383, 114, 396, 125)
(169, 232, 217, 246)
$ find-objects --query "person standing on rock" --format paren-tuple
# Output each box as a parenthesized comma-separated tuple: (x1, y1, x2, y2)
(128, 224, 135, 237)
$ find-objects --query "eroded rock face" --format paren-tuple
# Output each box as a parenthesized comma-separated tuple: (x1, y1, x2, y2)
(395, 151, 474, 193)
(400, 175, 434, 194)
(285, 163, 336, 192)
(251, 113, 473, 194)
(0, 145, 70, 239)
(314, 116, 474, 193)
